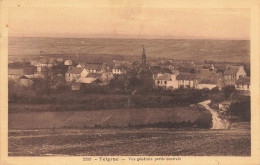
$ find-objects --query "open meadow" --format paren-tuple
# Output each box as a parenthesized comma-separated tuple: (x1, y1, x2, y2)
(8, 107, 250, 156)
(8, 106, 210, 129)
(9, 123, 250, 156)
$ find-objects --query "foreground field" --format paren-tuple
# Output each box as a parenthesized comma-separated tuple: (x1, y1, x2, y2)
(9, 123, 250, 156)
(9, 107, 209, 129)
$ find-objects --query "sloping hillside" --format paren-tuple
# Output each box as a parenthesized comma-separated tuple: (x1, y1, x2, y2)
(9, 37, 250, 63)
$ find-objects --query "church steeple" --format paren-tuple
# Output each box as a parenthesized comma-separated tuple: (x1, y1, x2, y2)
(142, 44, 146, 66)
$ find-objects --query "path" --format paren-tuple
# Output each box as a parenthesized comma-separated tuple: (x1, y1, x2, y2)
(199, 100, 229, 129)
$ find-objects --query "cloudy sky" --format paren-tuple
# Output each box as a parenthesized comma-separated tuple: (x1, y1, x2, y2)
(8, 1, 250, 39)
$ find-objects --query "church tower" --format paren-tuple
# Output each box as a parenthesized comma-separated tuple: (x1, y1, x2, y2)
(142, 45, 146, 66)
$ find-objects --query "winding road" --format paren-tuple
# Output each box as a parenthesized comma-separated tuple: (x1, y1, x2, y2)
(199, 100, 229, 129)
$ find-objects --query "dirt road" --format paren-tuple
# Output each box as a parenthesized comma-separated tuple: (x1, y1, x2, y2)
(199, 100, 229, 129)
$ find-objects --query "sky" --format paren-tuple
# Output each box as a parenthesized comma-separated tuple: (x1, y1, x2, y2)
(8, 1, 250, 40)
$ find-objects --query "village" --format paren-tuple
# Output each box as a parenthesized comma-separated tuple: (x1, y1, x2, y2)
(8, 45, 250, 122)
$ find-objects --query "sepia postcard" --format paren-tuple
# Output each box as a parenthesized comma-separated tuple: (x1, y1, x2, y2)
(0, 0, 260, 164)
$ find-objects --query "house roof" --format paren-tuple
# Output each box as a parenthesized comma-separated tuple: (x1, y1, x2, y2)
(39, 59, 48, 64)
(23, 67, 36, 75)
(220, 101, 233, 105)
(67, 67, 85, 74)
(235, 77, 250, 85)
(76, 77, 97, 83)
(176, 73, 199, 80)
(223, 65, 240, 75)
(77, 63, 87, 68)
(199, 79, 216, 84)
(20, 75, 29, 79)
(8, 68, 24, 75)
(85, 64, 101, 71)
(198, 69, 222, 81)
(113, 65, 127, 70)
(214, 63, 228, 71)
(154, 73, 172, 81)
(86, 73, 102, 78)
(199, 69, 213, 78)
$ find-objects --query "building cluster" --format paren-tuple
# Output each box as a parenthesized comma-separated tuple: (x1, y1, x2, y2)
(8, 46, 250, 96)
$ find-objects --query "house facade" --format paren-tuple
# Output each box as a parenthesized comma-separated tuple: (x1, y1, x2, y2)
(197, 79, 217, 90)
(71, 82, 81, 90)
(176, 73, 199, 88)
(219, 101, 232, 111)
(198, 69, 223, 90)
(19, 76, 34, 87)
(235, 77, 250, 96)
(64, 60, 73, 66)
(85, 64, 103, 73)
(76, 63, 86, 68)
(223, 65, 246, 86)
(65, 67, 88, 82)
(112, 68, 125, 75)
(154, 73, 178, 90)
(8, 68, 24, 81)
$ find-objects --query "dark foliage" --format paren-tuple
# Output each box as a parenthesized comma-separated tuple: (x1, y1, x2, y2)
(223, 85, 236, 99)
(226, 98, 250, 122)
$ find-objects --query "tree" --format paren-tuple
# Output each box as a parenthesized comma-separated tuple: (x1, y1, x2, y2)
(222, 85, 235, 99)
(227, 99, 250, 121)
(211, 87, 219, 93)
(128, 62, 140, 90)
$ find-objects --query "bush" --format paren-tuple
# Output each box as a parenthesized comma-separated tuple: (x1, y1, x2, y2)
(194, 112, 212, 128)
(223, 85, 235, 99)
(227, 98, 250, 121)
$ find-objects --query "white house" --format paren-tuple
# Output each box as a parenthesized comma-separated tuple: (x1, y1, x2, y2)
(35, 59, 53, 72)
(76, 63, 86, 68)
(219, 101, 232, 111)
(198, 79, 217, 90)
(19, 76, 34, 87)
(112, 67, 126, 75)
(176, 73, 199, 88)
(8, 68, 24, 81)
(154, 73, 178, 90)
(223, 65, 246, 86)
(71, 82, 81, 90)
(56, 57, 63, 62)
(235, 77, 250, 96)
(65, 67, 88, 82)
(64, 60, 73, 66)
(76, 72, 113, 85)
(30, 60, 38, 66)
(85, 64, 103, 73)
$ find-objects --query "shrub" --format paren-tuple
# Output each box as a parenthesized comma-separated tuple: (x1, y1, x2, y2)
(223, 85, 236, 99)
(226, 98, 250, 121)
(194, 112, 212, 128)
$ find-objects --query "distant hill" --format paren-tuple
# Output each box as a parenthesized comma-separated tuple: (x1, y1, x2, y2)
(9, 37, 250, 63)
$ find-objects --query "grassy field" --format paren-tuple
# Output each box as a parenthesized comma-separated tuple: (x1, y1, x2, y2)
(9, 107, 208, 129)
(8, 122, 250, 156)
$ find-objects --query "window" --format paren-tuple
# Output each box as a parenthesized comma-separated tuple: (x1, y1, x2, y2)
(164, 81, 167, 85)
(157, 81, 160, 84)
